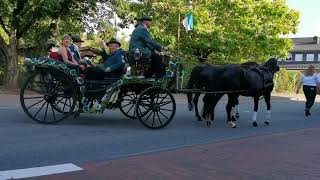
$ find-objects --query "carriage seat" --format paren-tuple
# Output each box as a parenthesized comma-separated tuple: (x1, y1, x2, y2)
(126, 49, 151, 76)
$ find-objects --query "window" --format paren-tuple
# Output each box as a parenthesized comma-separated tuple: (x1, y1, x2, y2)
(285, 54, 292, 61)
(295, 54, 303, 61)
(306, 54, 315, 61)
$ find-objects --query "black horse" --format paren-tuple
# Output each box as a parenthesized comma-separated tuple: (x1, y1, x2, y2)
(186, 61, 259, 126)
(231, 61, 259, 119)
(186, 64, 224, 124)
(202, 58, 280, 128)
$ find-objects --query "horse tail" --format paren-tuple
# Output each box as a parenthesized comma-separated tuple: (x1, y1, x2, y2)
(186, 67, 197, 111)
(202, 94, 212, 121)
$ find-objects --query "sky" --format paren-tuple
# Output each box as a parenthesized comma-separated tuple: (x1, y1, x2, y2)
(118, 0, 320, 39)
(285, 0, 320, 37)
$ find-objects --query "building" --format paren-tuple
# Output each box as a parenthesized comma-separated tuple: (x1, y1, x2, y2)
(80, 46, 101, 58)
(278, 36, 320, 70)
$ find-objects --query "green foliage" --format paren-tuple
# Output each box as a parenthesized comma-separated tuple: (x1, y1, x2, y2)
(0, 68, 3, 85)
(0, 28, 8, 44)
(273, 68, 301, 93)
(125, 0, 299, 64)
(0, 0, 124, 52)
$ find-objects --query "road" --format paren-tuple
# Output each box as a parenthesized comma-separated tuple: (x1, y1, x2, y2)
(0, 94, 319, 179)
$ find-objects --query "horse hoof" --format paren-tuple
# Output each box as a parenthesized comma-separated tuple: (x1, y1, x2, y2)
(197, 117, 203, 122)
(73, 111, 81, 119)
(228, 122, 237, 128)
(206, 121, 211, 127)
(264, 121, 270, 125)
(235, 113, 239, 119)
(253, 122, 258, 127)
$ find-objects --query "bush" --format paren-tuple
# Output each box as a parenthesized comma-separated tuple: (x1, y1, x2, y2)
(274, 68, 301, 93)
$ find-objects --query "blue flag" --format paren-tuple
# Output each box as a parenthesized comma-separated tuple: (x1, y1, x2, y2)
(182, 12, 193, 31)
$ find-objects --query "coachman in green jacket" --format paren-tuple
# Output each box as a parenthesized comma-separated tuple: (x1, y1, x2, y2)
(128, 15, 168, 78)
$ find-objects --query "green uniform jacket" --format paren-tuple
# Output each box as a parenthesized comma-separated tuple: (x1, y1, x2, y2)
(128, 23, 163, 63)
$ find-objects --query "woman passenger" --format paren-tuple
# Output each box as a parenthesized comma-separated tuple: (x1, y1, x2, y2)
(57, 34, 79, 68)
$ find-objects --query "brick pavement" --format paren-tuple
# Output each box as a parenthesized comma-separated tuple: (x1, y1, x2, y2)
(27, 127, 320, 180)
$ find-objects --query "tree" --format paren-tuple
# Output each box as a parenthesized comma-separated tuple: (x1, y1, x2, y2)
(0, 0, 124, 88)
(123, 0, 299, 63)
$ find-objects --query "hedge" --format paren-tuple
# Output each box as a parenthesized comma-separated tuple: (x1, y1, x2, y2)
(273, 68, 302, 93)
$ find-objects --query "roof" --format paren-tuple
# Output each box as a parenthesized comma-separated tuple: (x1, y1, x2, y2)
(290, 36, 320, 52)
(291, 43, 320, 52)
(80, 46, 101, 57)
(291, 36, 319, 45)
(278, 61, 320, 70)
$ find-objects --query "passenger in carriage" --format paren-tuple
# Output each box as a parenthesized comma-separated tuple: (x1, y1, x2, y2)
(100, 38, 125, 76)
(57, 34, 79, 68)
(47, 43, 59, 60)
(84, 38, 125, 80)
(69, 35, 84, 63)
(128, 15, 168, 79)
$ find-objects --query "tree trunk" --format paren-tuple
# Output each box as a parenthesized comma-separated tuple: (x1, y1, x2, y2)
(4, 35, 19, 88)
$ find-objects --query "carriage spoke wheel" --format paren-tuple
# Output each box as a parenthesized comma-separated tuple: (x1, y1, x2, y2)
(135, 86, 176, 129)
(20, 70, 76, 124)
(119, 89, 138, 119)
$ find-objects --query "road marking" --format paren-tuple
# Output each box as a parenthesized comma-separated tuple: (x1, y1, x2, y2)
(0, 163, 83, 180)
(289, 97, 304, 101)
(0, 106, 20, 109)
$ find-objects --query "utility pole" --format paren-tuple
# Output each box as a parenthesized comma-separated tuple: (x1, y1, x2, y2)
(114, 12, 117, 38)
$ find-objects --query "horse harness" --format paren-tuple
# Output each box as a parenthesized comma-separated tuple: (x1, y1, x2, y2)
(248, 66, 274, 90)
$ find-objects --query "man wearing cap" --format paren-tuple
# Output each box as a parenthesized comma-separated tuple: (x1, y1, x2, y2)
(100, 38, 125, 76)
(69, 35, 84, 63)
(129, 15, 168, 78)
(85, 38, 125, 80)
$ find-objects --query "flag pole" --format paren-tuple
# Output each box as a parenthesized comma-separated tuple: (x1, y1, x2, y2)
(178, 12, 181, 56)
(114, 12, 117, 38)
(176, 11, 181, 90)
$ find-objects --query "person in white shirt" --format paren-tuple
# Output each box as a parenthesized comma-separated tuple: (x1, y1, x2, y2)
(296, 65, 319, 116)
(317, 73, 320, 95)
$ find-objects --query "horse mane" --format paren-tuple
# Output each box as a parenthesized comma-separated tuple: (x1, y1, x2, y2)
(263, 58, 277, 67)
(240, 61, 259, 69)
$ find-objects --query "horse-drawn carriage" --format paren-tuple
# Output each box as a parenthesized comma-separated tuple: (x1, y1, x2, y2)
(20, 47, 280, 129)
(20, 51, 183, 129)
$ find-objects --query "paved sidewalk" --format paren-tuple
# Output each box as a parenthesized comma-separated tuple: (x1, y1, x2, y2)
(27, 127, 320, 180)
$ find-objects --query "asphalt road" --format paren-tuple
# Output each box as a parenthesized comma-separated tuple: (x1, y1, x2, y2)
(0, 94, 320, 171)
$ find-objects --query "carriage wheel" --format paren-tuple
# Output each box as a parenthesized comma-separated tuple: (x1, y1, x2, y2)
(135, 86, 176, 129)
(20, 70, 76, 124)
(119, 88, 139, 119)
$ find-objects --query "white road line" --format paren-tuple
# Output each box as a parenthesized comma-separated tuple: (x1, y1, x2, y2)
(0, 106, 20, 109)
(0, 163, 83, 180)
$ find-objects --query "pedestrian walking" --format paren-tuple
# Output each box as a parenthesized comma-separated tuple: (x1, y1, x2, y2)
(295, 65, 320, 116)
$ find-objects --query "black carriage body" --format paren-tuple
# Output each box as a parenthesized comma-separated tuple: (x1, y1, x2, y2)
(20, 57, 181, 129)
